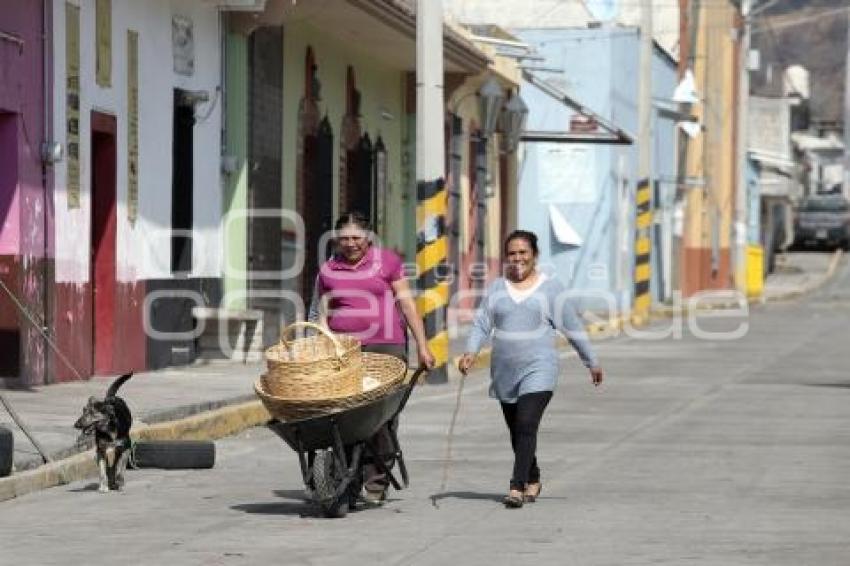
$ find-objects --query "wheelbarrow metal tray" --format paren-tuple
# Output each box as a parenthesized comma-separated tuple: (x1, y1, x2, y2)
(267, 384, 407, 452)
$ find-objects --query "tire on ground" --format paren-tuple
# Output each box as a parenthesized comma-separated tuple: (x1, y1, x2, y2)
(131, 440, 215, 470)
(0, 425, 13, 478)
(312, 449, 348, 518)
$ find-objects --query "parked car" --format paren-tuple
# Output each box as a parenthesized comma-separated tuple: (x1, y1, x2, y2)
(793, 196, 850, 250)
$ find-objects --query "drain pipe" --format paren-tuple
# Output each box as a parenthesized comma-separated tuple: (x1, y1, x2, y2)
(40, 0, 53, 384)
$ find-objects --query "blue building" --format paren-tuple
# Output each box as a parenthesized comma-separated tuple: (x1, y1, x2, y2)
(514, 26, 678, 314)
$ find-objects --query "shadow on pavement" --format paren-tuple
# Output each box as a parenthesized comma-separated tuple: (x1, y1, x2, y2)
(230, 501, 316, 517)
(272, 489, 309, 501)
(429, 491, 504, 504)
(67, 483, 101, 492)
(429, 491, 569, 504)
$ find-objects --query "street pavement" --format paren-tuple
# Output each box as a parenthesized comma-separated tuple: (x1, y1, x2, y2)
(0, 251, 848, 565)
(1, 251, 837, 473)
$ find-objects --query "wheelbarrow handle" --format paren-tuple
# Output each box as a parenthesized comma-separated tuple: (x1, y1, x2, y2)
(394, 365, 429, 418)
(408, 365, 429, 388)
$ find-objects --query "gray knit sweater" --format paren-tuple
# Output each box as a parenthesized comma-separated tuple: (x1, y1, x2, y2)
(465, 276, 598, 403)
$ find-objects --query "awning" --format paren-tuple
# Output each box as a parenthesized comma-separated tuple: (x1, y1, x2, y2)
(225, 0, 491, 74)
(520, 69, 633, 145)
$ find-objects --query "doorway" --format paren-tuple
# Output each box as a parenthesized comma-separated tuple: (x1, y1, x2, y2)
(344, 133, 374, 218)
(172, 90, 194, 274)
(0, 112, 20, 377)
(90, 112, 117, 375)
(301, 116, 334, 300)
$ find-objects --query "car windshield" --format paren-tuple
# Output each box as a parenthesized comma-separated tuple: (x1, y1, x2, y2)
(800, 199, 850, 213)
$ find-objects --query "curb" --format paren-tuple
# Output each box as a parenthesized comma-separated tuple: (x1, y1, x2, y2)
(448, 251, 844, 374)
(0, 401, 270, 503)
(761, 249, 843, 303)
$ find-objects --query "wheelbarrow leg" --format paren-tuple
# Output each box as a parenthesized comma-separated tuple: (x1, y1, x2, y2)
(293, 430, 313, 490)
(330, 421, 361, 501)
(386, 419, 409, 488)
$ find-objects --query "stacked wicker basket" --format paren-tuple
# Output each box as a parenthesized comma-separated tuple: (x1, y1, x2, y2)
(254, 322, 408, 421)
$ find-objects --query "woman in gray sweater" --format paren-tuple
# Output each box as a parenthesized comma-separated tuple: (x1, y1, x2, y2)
(459, 230, 604, 508)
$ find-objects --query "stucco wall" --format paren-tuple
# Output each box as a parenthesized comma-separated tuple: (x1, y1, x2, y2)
(52, 0, 223, 283)
(281, 22, 406, 252)
(0, 0, 46, 258)
(515, 27, 677, 311)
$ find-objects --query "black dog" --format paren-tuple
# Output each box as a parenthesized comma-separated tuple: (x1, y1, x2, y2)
(74, 373, 133, 492)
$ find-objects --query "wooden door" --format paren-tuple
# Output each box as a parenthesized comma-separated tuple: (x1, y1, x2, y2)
(91, 112, 117, 375)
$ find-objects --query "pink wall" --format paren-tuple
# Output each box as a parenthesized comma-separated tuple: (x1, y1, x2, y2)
(0, 0, 47, 257)
(0, 0, 50, 384)
(0, 114, 19, 254)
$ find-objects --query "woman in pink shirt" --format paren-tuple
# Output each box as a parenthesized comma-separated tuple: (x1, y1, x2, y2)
(308, 211, 435, 503)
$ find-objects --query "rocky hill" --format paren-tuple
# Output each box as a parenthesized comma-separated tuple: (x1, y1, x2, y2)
(751, 0, 847, 125)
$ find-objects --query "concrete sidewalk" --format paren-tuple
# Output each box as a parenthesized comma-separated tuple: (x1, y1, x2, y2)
(762, 250, 842, 302)
(0, 250, 839, 501)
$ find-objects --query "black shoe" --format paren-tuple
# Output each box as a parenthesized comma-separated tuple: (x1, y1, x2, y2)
(503, 490, 524, 508)
(523, 482, 542, 503)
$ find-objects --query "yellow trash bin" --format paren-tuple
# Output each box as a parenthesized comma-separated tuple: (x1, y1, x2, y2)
(746, 244, 764, 298)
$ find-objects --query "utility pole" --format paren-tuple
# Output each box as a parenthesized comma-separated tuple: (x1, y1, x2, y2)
(415, 0, 449, 383)
(633, 0, 654, 321)
(844, 10, 850, 200)
(735, 0, 752, 294)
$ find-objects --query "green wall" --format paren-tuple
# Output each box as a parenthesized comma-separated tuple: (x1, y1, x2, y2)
(222, 30, 249, 309)
(281, 22, 410, 256)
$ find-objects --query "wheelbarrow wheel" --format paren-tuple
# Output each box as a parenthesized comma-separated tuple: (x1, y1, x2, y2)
(312, 449, 349, 518)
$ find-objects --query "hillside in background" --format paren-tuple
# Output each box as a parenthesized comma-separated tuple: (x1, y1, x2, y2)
(751, 0, 847, 125)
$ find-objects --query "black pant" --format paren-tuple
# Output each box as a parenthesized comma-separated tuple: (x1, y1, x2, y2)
(361, 343, 407, 492)
(500, 391, 553, 490)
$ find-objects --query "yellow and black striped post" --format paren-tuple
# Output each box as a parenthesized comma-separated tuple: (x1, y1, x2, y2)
(416, 178, 450, 383)
(633, 179, 653, 323)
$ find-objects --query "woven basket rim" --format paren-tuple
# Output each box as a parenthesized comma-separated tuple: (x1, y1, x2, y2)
(264, 335, 360, 362)
(255, 352, 407, 403)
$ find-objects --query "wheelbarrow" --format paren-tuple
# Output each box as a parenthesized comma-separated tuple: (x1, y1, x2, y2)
(267, 366, 428, 518)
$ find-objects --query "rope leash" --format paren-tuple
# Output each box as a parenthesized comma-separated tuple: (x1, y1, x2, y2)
(431, 371, 467, 508)
(0, 276, 88, 477)
(0, 277, 85, 382)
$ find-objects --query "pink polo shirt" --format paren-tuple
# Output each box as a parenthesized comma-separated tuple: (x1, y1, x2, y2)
(314, 247, 406, 345)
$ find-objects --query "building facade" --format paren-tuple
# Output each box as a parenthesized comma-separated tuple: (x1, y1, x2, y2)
(50, 0, 224, 381)
(0, 0, 51, 385)
(514, 26, 678, 314)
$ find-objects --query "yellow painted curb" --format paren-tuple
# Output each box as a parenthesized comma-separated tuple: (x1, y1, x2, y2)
(0, 451, 96, 502)
(131, 401, 270, 442)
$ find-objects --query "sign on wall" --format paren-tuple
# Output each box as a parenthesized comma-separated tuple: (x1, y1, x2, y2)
(127, 30, 139, 224)
(748, 96, 792, 160)
(537, 143, 597, 204)
(66, 2, 81, 209)
(172, 16, 195, 76)
(96, 0, 111, 87)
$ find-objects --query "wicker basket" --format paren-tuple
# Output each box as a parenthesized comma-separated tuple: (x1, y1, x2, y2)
(263, 322, 362, 399)
(255, 352, 408, 422)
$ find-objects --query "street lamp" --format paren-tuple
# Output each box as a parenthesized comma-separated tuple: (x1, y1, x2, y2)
(501, 91, 528, 153)
(478, 75, 505, 139)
